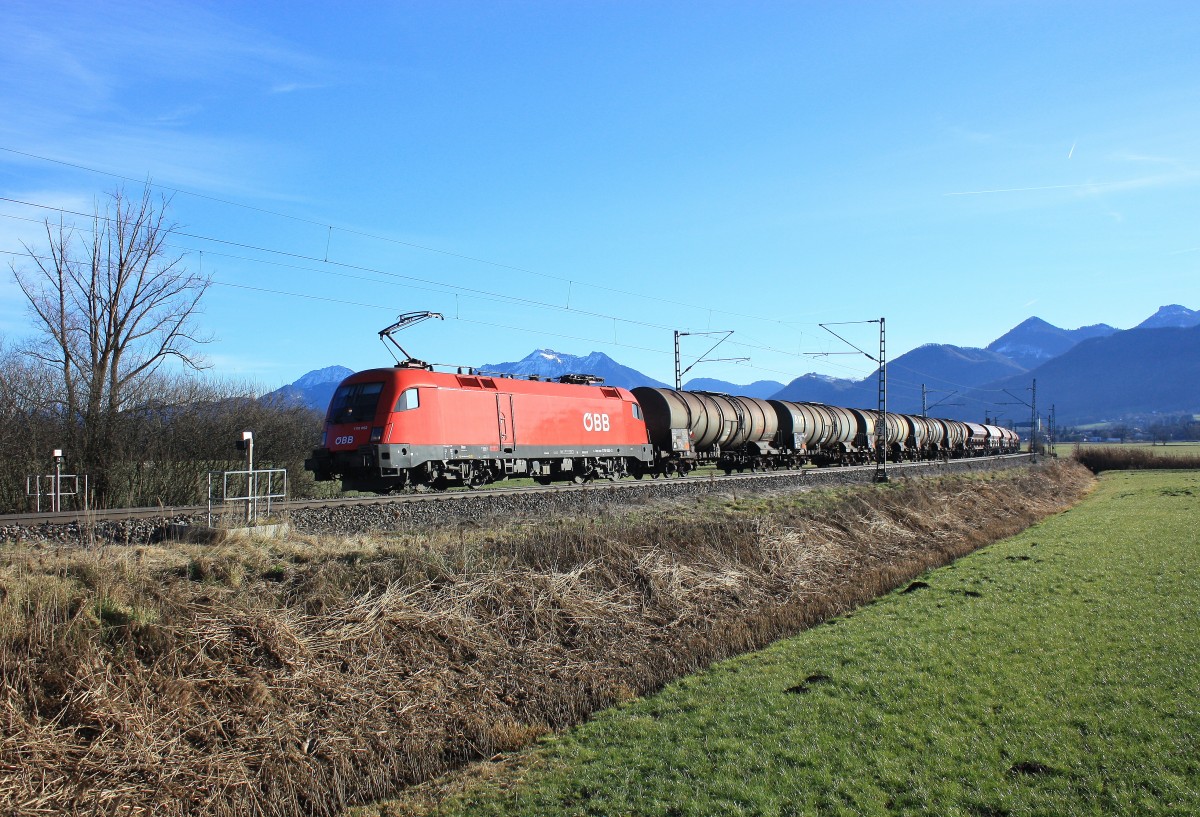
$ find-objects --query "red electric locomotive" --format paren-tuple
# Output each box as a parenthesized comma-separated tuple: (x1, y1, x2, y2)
(305, 362, 655, 492)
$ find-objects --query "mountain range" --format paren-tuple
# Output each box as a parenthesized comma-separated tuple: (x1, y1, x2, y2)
(269, 304, 1200, 426)
(475, 349, 672, 390)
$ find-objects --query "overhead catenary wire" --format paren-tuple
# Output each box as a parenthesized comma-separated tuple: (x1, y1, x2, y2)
(0, 200, 834, 366)
(1, 244, 806, 379)
(0, 145, 824, 327)
(1, 199, 960, 391)
(0, 147, 1048, 404)
(0, 235, 891, 385)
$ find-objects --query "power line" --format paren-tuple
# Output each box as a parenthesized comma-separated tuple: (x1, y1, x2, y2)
(0, 198, 952, 389)
(0, 200, 815, 365)
(2, 243, 803, 380)
(0, 145, 815, 328)
(3, 240, 971, 394)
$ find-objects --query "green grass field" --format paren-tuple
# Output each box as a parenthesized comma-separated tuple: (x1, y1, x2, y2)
(388, 469, 1200, 817)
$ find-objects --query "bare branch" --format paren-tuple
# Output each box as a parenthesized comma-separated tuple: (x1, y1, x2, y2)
(7, 183, 213, 503)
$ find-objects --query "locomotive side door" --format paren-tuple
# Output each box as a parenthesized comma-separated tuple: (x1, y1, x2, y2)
(497, 394, 516, 453)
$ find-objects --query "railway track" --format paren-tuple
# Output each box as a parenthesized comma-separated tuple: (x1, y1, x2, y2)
(0, 454, 1034, 530)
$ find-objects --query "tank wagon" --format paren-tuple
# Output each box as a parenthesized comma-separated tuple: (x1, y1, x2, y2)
(629, 387, 1013, 473)
(307, 365, 1022, 492)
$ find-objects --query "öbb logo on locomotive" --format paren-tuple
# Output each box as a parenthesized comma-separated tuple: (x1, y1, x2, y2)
(303, 364, 1021, 493)
(583, 412, 610, 432)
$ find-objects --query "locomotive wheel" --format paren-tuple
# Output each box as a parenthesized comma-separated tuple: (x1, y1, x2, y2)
(533, 475, 553, 486)
(467, 469, 489, 490)
(573, 474, 585, 485)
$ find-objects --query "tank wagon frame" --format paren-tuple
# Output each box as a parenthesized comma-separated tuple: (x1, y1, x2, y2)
(306, 365, 1022, 493)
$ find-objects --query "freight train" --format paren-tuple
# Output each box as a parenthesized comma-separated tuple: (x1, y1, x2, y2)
(304, 361, 1021, 493)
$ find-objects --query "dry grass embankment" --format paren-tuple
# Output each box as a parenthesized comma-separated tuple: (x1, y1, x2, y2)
(1071, 446, 1200, 473)
(0, 462, 1093, 817)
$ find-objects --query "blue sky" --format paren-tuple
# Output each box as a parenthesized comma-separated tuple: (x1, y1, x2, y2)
(2, 1, 1197, 390)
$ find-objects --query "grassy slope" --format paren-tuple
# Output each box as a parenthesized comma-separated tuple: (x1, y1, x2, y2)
(405, 469, 1200, 817)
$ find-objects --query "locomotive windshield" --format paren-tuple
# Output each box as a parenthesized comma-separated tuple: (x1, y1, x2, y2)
(329, 381, 384, 423)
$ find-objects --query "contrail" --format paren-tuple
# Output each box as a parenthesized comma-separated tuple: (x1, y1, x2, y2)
(1068, 141, 1076, 159)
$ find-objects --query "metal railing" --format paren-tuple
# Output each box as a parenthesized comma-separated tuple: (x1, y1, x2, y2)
(26, 473, 88, 513)
(207, 468, 288, 527)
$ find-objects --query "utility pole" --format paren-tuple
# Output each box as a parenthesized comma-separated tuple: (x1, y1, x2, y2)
(810, 318, 888, 481)
(925, 387, 962, 418)
(1029, 378, 1038, 456)
(673, 330, 745, 391)
(674, 330, 682, 390)
(1049, 404, 1056, 455)
(999, 382, 1038, 458)
(876, 317, 887, 482)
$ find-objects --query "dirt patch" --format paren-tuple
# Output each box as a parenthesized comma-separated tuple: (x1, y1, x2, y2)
(1008, 760, 1059, 777)
(784, 673, 833, 694)
(0, 461, 1093, 817)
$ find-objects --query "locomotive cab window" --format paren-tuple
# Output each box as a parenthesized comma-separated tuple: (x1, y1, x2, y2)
(394, 387, 420, 412)
(632, 403, 643, 420)
(329, 382, 384, 423)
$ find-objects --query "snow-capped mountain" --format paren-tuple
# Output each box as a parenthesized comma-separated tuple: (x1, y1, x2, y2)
(682, 378, 786, 398)
(475, 349, 670, 390)
(985, 318, 1117, 371)
(1136, 304, 1200, 330)
(262, 365, 352, 410)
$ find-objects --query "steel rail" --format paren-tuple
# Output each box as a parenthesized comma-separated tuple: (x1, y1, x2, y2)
(0, 454, 1032, 528)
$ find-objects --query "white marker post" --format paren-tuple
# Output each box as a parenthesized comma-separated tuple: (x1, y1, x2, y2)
(237, 431, 255, 524)
(52, 449, 64, 513)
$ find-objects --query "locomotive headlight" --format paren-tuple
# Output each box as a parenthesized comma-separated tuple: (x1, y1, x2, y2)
(370, 426, 384, 443)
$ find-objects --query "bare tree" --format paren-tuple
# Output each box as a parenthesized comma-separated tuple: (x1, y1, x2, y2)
(10, 185, 211, 503)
